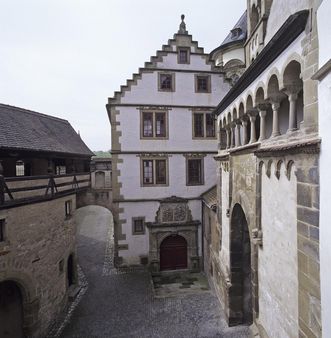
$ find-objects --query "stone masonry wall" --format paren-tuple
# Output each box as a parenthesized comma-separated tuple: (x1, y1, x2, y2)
(0, 194, 77, 338)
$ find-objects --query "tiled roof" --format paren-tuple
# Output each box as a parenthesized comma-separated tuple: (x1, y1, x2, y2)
(210, 11, 247, 57)
(202, 186, 217, 209)
(0, 104, 94, 157)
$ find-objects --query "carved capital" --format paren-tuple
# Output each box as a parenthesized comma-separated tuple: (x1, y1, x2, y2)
(247, 108, 258, 118)
(256, 103, 269, 112)
(282, 83, 302, 97)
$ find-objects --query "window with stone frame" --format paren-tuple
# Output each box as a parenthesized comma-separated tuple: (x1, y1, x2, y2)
(142, 111, 167, 138)
(193, 113, 204, 137)
(0, 219, 5, 242)
(132, 217, 145, 235)
(159, 73, 174, 91)
(193, 112, 215, 138)
(206, 113, 216, 137)
(178, 48, 190, 64)
(196, 75, 211, 93)
(187, 158, 204, 185)
(142, 159, 167, 186)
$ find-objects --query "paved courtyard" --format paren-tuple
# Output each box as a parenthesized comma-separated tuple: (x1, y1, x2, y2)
(55, 206, 249, 338)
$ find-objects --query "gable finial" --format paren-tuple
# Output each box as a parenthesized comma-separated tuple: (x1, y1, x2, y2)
(178, 14, 188, 34)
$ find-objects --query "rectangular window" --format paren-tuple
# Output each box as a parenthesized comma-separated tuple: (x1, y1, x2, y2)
(142, 158, 168, 186)
(178, 48, 190, 64)
(194, 113, 204, 137)
(159, 73, 174, 91)
(16, 161, 25, 176)
(143, 112, 153, 137)
(193, 112, 216, 138)
(206, 113, 215, 137)
(187, 159, 203, 185)
(65, 200, 72, 217)
(132, 217, 145, 235)
(195, 75, 211, 93)
(143, 160, 153, 184)
(56, 166, 66, 175)
(141, 111, 167, 139)
(0, 220, 5, 242)
(155, 160, 166, 184)
(155, 113, 166, 137)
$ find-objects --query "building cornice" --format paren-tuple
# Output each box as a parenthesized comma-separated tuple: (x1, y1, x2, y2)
(214, 10, 309, 116)
(254, 138, 321, 157)
(110, 150, 218, 155)
(106, 103, 217, 109)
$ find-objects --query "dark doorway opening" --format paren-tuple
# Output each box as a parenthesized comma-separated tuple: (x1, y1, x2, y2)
(229, 204, 252, 325)
(67, 254, 74, 287)
(160, 235, 187, 271)
(0, 280, 24, 338)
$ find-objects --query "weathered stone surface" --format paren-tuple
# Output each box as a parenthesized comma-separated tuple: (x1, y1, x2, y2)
(0, 195, 77, 338)
(297, 207, 319, 228)
(297, 183, 312, 207)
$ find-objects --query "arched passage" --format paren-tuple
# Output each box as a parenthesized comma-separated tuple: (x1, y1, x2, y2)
(160, 235, 187, 271)
(229, 204, 252, 325)
(74, 205, 113, 276)
(0, 280, 24, 338)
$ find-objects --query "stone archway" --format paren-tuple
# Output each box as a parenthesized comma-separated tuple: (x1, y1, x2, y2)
(229, 203, 253, 326)
(0, 280, 24, 338)
(160, 235, 188, 271)
(67, 254, 75, 287)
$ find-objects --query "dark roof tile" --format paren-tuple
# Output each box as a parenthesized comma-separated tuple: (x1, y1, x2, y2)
(0, 104, 94, 157)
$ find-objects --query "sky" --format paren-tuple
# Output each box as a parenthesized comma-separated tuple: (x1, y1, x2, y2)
(0, 0, 246, 151)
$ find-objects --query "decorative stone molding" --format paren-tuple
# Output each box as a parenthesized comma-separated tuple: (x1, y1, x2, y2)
(183, 153, 207, 158)
(154, 196, 193, 224)
(136, 153, 171, 158)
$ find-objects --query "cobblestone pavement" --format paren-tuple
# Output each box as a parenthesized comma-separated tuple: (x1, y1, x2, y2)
(57, 205, 249, 338)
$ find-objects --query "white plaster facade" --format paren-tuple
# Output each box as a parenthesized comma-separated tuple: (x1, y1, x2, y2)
(108, 20, 230, 268)
(259, 162, 298, 338)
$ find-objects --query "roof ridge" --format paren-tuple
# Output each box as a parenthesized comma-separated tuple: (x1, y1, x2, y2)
(0, 103, 70, 124)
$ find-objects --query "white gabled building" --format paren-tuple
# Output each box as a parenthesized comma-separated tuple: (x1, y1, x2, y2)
(107, 16, 230, 272)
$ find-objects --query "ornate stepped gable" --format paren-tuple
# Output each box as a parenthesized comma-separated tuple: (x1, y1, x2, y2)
(108, 15, 223, 105)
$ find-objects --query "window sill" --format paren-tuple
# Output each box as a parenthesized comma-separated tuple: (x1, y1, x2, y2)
(141, 137, 169, 140)
(142, 184, 169, 187)
(158, 89, 174, 92)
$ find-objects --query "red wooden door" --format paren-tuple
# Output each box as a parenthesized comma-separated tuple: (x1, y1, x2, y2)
(160, 235, 187, 271)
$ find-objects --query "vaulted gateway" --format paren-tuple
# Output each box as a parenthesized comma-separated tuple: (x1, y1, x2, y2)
(229, 203, 252, 325)
(160, 235, 187, 271)
(0, 281, 24, 338)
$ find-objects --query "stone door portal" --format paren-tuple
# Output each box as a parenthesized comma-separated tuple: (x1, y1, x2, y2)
(0, 281, 24, 338)
(160, 235, 187, 271)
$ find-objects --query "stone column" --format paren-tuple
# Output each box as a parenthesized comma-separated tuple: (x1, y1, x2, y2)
(230, 123, 236, 148)
(241, 118, 248, 145)
(235, 120, 241, 147)
(287, 92, 298, 132)
(271, 102, 281, 137)
(226, 128, 230, 149)
(257, 103, 268, 142)
(248, 111, 258, 143)
(283, 84, 302, 133)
